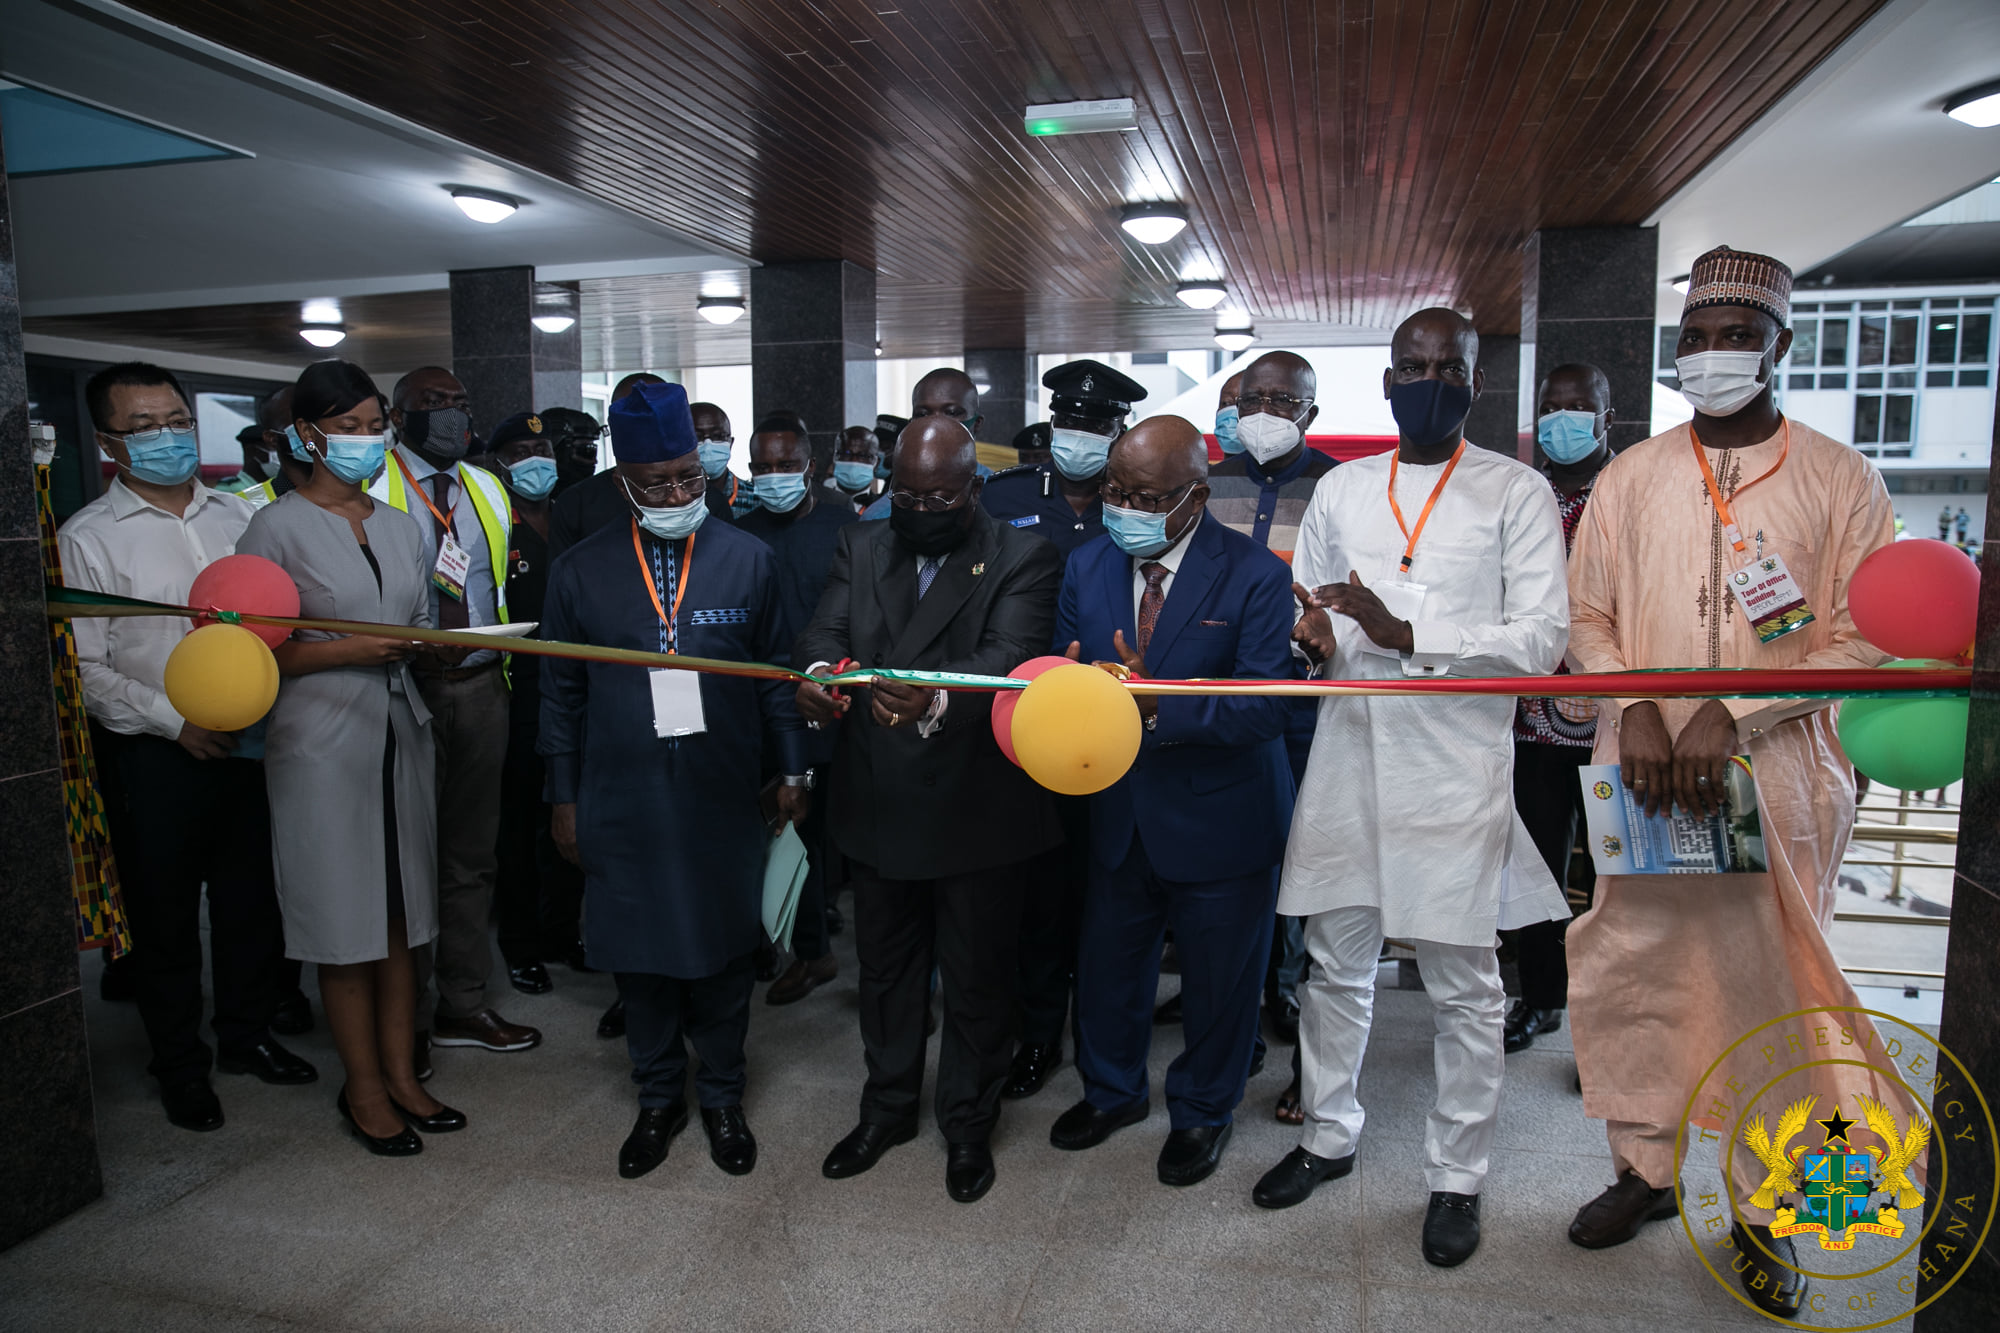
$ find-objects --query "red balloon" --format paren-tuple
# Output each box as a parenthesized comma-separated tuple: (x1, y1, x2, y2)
(1848, 539, 1980, 662)
(188, 554, 300, 649)
(992, 656, 1075, 766)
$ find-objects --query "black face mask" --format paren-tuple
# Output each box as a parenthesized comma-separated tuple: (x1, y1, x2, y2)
(891, 505, 972, 558)
(401, 406, 472, 460)
(556, 440, 598, 482)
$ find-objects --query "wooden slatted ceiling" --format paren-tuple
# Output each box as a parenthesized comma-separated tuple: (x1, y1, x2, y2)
(117, 1, 1886, 339)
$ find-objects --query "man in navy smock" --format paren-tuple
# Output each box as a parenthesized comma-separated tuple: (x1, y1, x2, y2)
(540, 381, 810, 1182)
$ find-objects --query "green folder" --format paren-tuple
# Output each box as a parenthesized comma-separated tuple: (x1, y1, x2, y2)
(762, 824, 810, 953)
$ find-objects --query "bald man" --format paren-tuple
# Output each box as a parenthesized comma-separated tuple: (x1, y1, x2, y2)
(1255, 309, 1570, 1269)
(1047, 416, 1297, 1188)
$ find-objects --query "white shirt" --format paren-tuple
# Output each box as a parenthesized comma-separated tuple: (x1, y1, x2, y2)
(372, 445, 500, 667)
(58, 478, 255, 739)
(1128, 523, 1195, 619)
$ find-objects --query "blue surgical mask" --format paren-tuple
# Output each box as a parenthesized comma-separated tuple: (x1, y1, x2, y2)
(752, 471, 809, 512)
(624, 476, 708, 541)
(1214, 405, 1242, 455)
(1102, 488, 1195, 559)
(306, 430, 387, 485)
(285, 425, 312, 460)
(505, 455, 559, 500)
(1537, 410, 1603, 465)
(1051, 426, 1115, 481)
(874, 457, 894, 481)
(117, 425, 200, 486)
(697, 440, 733, 478)
(833, 459, 876, 491)
(1387, 379, 1474, 448)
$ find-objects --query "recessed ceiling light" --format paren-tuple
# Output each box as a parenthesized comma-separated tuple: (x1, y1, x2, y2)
(300, 326, 347, 348)
(875, 339, 884, 358)
(1944, 79, 2000, 128)
(301, 298, 342, 325)
(450, 187, 520, 223)
(1119, 202, 1188, 246)
(697, 295, 746, 325)
(972, 381, 993, 395)
(531, 314, 576, 333)
(1213, 324, 1256, 352)
(1176, 280, 1227, 310)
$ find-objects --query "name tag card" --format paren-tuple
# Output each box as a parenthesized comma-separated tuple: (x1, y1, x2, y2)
(1358, 578, 1427, 659)
(432, 533, 472, 600)
(649, 668, 707, 738)
(1728, 553, 1815, 644)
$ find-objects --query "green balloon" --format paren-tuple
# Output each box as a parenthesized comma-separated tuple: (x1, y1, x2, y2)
(1838, 675, 1968, 791)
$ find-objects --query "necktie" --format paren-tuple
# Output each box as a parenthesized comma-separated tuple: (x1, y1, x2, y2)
(917, 556, 940, 599)
(1136, 561, 1168, 662)
(430, 473, 468, 629)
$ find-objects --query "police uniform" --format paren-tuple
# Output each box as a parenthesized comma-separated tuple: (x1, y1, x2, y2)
(978, 360, 1147, 569)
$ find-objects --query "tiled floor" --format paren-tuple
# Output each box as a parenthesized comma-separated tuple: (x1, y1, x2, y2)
(0, 935, 1913, 1331)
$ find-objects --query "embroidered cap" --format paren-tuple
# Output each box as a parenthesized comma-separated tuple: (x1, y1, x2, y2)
(1682, 245, 1793, 327)
(610, 381, 698, 463)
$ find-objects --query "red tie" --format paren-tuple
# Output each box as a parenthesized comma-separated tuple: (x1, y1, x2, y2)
(1136, 561, 1168, 663)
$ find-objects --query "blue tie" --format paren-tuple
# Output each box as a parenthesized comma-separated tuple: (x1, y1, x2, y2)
(917, 556, 940, 599)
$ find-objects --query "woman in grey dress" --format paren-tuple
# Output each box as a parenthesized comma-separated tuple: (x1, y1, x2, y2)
(237, 359, 465, 1155)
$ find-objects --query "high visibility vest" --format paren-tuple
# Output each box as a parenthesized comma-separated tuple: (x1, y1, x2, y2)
(239, 478, 280, 509)
(370, 451, 512, 624)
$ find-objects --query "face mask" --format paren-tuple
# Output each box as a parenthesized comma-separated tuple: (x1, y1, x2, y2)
(116, 425, 200, 486)
(1237, 410, 1305, 465)
(400, 407, 471, 460)
(307, 431, 388, 485)
(832, 460, 876, 491)
(285, 425, 313, 460)
(752, 471, 809, 512)
(1050, 427, 1115, 481)
(505, 456, 559, 500)
(1675, 350, 1769, 418)
(623, 476, 709, 541)
(1102, 487, 1196, 559)
(874, 457, 894, 480)
(962, 413, 983, 437)
(1388, 379, 1474, 447)
(697, 440, 733, 478)
(890, 505, 970, 557)
(1214, 405, 1242, 455)
(1536, 410, 1603, 465)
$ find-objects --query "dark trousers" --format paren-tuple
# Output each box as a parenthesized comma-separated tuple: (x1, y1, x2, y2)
(1507, 739, 1595, 1010)
(98, 732, 284, 1085)
(412, 665, 509, 1022)
(1015, 796, 1088, 1047)
(494, 719, 583, 964)
(1077, 832, 1276, 1128)
(789, 789, 833, 962)
(853, 858, 1025, 1144)
(616, 956, 755, 1109)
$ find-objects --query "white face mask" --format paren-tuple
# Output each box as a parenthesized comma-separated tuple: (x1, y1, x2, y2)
(1237, 410, 1304, 464)
(1675, 349, 1769, 418)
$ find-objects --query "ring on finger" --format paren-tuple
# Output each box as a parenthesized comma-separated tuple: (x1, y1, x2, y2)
(1696, 774, 1711, 788)
(889, 711, 900, 727)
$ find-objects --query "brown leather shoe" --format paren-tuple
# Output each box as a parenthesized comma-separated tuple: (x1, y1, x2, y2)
(432, 1009, 542, 1052)
(766, 954, 837, 1006)
(1569, 1170, 1680, 1249)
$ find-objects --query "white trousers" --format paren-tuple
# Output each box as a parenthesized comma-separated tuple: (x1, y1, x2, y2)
(1298, 906, 1507, 1195)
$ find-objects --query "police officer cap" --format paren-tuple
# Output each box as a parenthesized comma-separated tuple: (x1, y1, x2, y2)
(486, 412, 547, 451)
(1042, 359, 1148, 420)
(536, 406, 601, 440)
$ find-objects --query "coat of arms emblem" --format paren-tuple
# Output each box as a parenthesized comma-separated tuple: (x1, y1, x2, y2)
(1742, 1095, 1928, 1251)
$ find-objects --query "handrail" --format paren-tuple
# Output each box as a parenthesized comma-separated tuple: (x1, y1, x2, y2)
(1850, 823, 1957, 845)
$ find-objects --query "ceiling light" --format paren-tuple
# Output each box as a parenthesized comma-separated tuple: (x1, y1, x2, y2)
(1213, 324, 1256, 352)
(1119, 202, 1188, 246)
(450, 187, 520, 223)
(531, 314, 576, 334)
(697, 295, 746, 325)
(300, 298, 342, 325)
(875, 340, 884, 358)
(1023, 98, 1138, 136)
(1176, 280, 1227, 310)
(299, 326, 347, 348)
(973, 381, 993, 395)
(1944, 79, 2000, 128)
(1670, 274, 1690, 294)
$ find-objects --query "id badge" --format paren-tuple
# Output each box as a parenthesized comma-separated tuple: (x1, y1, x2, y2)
(1728, 552, 1815, 644)
(1358, 578, 1427, 659)
(432, 533, 472, 601)
(649, 668, 707, 738)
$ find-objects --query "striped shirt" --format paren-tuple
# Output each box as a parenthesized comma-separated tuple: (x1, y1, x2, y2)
(1206, 447, 1337, 562)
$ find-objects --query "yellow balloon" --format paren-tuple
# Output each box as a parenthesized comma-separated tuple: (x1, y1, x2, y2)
(1011, 662, 1143, 795)
(163, 623, 280, 732)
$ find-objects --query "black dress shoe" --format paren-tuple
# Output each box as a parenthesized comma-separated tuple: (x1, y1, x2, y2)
(270, 989, 314, 1036)
(1731, 1222, 1808, 1318)
(1158, 1123, 1233, 1187)
(413, 1029, 433, 1083)
(218, 1039, 319, 1086)
(1252, 1146, 1355, 1208)
(597, 998, 627, 1039)
(389, 1094, 467, 1133)
(1569, 1171, 1679, 1249)
(162, 1079, 224, 1132)
(946, 1141, 995, 1203)
(1153, 992, 1183, 1025)
(1268, 999, 1300, 1045)
(337, 1087, 422, 1156)
(1422, 1191, 1482, 1267)
(1049, 1097, 1149, 1151)
(1001, 1042, 1062, 1100)
(822, 1121, 919, 1179)
(619, 1103, 690, 1179)
(1503, 1001, 1563, 1053)
(702, 1105, 758, 1176)
(508, 961, 553, 995)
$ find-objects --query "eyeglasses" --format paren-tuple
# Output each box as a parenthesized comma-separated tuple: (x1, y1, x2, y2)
(1235, 393, 1313, 414)
(889, 486, 971, 513)
(100, 421, 195, 443)
(622, 473, 706, 504)
(1101, 479, 1197, 513)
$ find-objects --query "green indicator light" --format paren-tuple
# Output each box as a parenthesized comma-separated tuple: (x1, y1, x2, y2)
(1029, 121, 1060, 135)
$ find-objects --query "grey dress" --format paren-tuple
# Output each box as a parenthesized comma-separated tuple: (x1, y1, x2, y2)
(238, 491, 439, 964)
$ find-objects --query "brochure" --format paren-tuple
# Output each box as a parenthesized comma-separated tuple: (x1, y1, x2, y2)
(1578, 758, 1766, 875)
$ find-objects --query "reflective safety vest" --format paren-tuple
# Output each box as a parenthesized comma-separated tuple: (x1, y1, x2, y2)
(370, 451, 512, 624)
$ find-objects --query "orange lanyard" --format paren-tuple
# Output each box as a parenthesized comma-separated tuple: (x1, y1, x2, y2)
(1386, 441, 1466, 574)
(1690, 418, 1790, 553)
(396, 455, 456, 537)
(630, 517, 695, 653)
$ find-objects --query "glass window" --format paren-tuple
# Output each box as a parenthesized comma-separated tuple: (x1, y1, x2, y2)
(1887, 370, 1916, 389)
(1858, 316, 1885, 366)
(1962, 369, 1990, 388)
(1860, 300, 1888, 311)
(1889, 315, 1919, 365)
(1657, 326, 1679, 372)
(1790, 320, 1818, 367)
(1789, 374, 1816, 391)
(1932, 298, 1960, 309)
(1929, 316, 1959, 365)
(1854, 396, 1881, 445)
(1966, 297, 1994, 308)
(1928, 370, 1957, 387)
(1821, 318, 1849, 367)
(1795, 302, 1819, 314)
(1962, 313, 1992, 364)
(1820, 373, 1848, 390)
(1893, 300, 1924, 311)
(1884, 395, 1914, 444)
(1858, 372, 1884, 389)
(1824, 302, 1854, 312)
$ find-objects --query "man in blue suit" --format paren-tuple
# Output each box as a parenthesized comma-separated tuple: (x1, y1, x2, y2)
(1047, 415, 1297, 1187)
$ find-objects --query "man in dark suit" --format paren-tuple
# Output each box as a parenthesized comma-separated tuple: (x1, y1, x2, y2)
(795, 417, 1063, 1204)
(1047, 416, 1297, 1187)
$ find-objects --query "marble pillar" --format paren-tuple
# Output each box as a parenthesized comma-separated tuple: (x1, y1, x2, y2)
(0, 111, 102, 1251)
(1520, 227, 1658, 458)
(447, 268, 582, 426)
(749, 261, 877, 472)
(963, 348, 1031, 445)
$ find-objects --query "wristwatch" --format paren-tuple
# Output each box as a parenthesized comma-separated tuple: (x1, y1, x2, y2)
(1144, 714, 1158, 732)
(780, 770, 816, 790)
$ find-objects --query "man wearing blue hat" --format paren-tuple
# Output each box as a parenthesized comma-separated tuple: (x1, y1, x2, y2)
(539, 381, 811, 1181)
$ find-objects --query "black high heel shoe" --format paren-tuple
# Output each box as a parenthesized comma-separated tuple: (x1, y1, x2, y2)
(338, 1087, 423, 1156)
(389, 1094, 467, 1133)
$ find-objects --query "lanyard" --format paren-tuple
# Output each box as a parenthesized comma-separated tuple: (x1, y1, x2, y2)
(630, 517, 695, 653)
(1386, 441, 1466, 573)
(1691, 417, 1790, 553)
(396, 454, 456, 537)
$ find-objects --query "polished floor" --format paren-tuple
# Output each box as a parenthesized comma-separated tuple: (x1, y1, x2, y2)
(0, 927, 1909, 1332)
